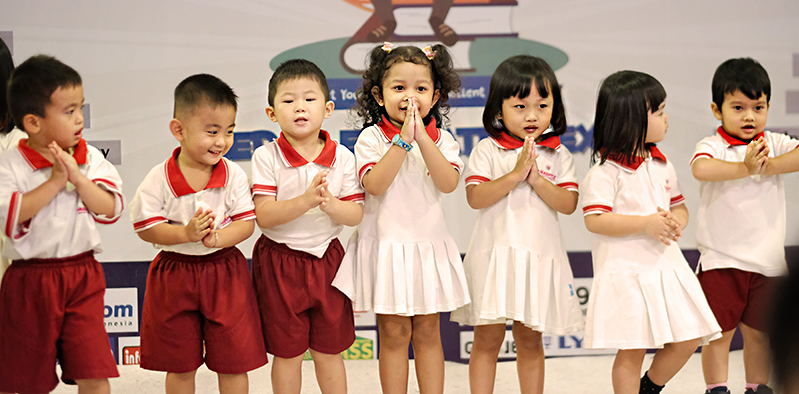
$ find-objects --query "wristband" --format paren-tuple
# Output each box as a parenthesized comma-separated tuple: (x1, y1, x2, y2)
(392, 134, 413, 152)
(211, 232, 218, 248)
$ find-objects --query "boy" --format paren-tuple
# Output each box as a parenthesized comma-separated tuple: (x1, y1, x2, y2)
(691, 57, 799, 394)
(129, 74, 267, 394)
(251, 59, 363, 394)
(0, 55, 122, 393)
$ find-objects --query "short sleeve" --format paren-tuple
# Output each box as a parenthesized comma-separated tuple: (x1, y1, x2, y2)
(581, 164, 616, 216)
(0, 160, 26, 240)
(438, 129, 464, 173)
(354, 127, 384, 185)
(690, 137, 720, 165)
(251, 145, 277, 196)
(463, 139, 493, 186)
(768, 131, 799, 156)
(666, 161, 685, 207)
(224, 161, 256, 223)
(130, 165, 169, 232)
(85, 148, 124, 224)
(337, 146, 365, 203)
(553, 147, 578, 192)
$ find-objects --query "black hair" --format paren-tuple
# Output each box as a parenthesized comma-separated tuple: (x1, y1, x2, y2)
(174, 73, 238, 118)
(591, 70, 666, 166)
(7, 54, 81, 132)
(268, 58, 330, 106)
(482, 55, 567, 140)
(354, 44, 461, 129)
(0, 37, 14, 133)
(712, 57, 770, 111)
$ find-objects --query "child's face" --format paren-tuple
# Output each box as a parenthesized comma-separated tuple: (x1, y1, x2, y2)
(645, 101, 668, 144)
(172, 103, 236, 169)
(266, 77, 333, 142)
(32, 84, 85, 150)
(498, 79, 553, 141)
(373, 61, 440, 125)
(712, 90, 769, 140)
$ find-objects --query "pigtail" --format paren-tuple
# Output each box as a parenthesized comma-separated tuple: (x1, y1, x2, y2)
(354, 45, 392, 129)
(425, 44, 461, 126)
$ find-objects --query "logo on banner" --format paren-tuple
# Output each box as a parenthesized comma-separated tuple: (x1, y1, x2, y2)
(104, 288, 138, 333)
(118, 336, 141, 365)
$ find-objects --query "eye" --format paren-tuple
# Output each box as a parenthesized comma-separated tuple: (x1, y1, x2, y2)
(393, 85, 404, 92)
(515, 104, 525, 109)
(756, 106, 764, 111)
(283, 100, 293, 104)
(417, 86, 427, 92)
(539, 104, 548, 109)
(306, 98, 316, 102)
(208, 130, 218, 135)
(733, 105, 743, 110)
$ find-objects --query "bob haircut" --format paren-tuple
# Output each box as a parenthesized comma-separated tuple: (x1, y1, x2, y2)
(482, 55, 567, 139)
(712, 57, 771, 111)
(592, 70, 666, 166)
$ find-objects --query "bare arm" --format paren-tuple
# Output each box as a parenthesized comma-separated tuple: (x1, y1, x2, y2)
(584, 206, 682, 245)
(361, 145, 408, 196)
(466, 137, 536, 209)
(529, 175, 578, 215)
(763, 147, 799, 176)
(52, 142, 116, 217)
(320, 190, 364, 226)
(136, 208, 214, 245)
(692, 138, 769, 181)
(201, 219, 254, 248)
(415, 131, 460, 193)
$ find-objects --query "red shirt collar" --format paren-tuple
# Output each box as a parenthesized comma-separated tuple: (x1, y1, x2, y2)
(377, 115, 441, 144)
(165, 147, 229, 197)
(608, 145, 667, 171)
(276, 130, 338, 168)
(717, 126, 764, 146)
(18, 138, 88, 170)
(490, 129, 561, 150)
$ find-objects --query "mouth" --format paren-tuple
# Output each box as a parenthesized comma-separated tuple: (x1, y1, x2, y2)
(524, 126, 538, 134)
(75, 128, 83, 136)
(742, 125, 756, 131)
(295, 117, 308, 124)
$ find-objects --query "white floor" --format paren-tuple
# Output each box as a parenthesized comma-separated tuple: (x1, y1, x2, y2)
(52, 350, 747, 394)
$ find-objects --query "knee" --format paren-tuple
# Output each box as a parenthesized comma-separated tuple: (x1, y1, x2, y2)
(472, 333, 505, 354)
(379, 323, 412, 349)
(668, 338, 701, 355)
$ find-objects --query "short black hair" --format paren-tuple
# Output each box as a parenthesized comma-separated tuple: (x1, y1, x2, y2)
(592, 70, 666, 166)
(0, 37, 14, 133)
(712, 57, 770, 111)
(7, 54, 81, 132)
(268, 59, 329, 106)
(482, 55, 567, 139)
(174, 73, 238, 118)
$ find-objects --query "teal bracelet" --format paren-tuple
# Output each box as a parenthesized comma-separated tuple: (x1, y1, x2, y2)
(392, 134, 413, 152)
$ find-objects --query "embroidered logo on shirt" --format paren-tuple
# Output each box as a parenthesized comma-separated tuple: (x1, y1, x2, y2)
(665, 179, 672, 192)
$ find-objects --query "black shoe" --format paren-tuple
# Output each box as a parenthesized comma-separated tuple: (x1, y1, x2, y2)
(704, 387, 730, 394)
(744, 385, 773, 394)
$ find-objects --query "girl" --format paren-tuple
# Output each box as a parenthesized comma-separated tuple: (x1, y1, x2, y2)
(449, 55, 584, 394)
(581, 70, 721, 394)
(332, 43, 469, 394)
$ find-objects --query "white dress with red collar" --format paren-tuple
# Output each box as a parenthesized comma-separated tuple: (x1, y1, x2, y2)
(450, 133, 584, 333)
(332, 118, 470, 316)
(251, 130, 364, 258)
(0, 139, 124, 260)
(130, 148, 255, 256)
(581, 147, 720, 349)
(691, 127, 799, 276)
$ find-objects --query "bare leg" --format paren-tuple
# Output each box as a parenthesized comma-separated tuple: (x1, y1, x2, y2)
(468, 324, 506, 394)
(411, 313, 445, 394)
(701, 329, 736, 384)
(647, 338, 701, 385)
(377, 314, 412, 394)
(218, 373, 249, 394)
(740, 323, 770, 385)
(75, 378, 111, 394)
(310, 349, 348, 394)
(512, 322, 544, 394)
(166, 370, 197, 394)
(612, 349, 646, 394)
(271, 355, 304, 394)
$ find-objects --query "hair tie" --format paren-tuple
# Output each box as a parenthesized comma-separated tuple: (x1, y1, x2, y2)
(423, 46, 435, 60)
(382, 42, 394, 53)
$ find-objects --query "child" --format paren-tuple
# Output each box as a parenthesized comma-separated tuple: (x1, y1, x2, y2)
(250, 59, 364, 394)
(449, 55, 584, 394)
(581, 70, 721, 394)
(0, 55, 121, 393)
(691, 58, 799, 394)
(129, 74, 267, 394)
(332, 43, 470, 394)
(0, 36, 23, 280)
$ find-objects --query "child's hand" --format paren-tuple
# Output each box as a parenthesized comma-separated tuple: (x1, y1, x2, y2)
(511, 136, 536, 182)
(319, 186, 334, 212)
(525, 138, 542, 186)
(48, 148, 70, 190)
(644, 207, 681, 245)
(184, 207, 214, 243)
(303, 170, 330, 209)
(201, 229, 217, 248)
(744, 137, 769, 175)
(400, 97, 423, 144)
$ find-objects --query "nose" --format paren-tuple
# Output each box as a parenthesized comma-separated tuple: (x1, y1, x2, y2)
(77, 107, 84, 124)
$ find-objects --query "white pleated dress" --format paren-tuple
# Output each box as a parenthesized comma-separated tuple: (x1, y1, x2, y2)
(332, 118, 470, 316)
(581, 147, 721, 349)
(450, 134, 584, 334)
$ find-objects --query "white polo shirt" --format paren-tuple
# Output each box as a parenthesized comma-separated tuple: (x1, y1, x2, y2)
(691, 127, 799, 276)
(252, 130, 364, 258)
(130, 148, 255, 256)
(0, 139, 124, 259)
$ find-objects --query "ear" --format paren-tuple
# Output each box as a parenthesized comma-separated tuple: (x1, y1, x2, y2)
(265, 106, 278, 122)
(169, 118, 185, 142)
(22, 114, 40, 135)
(432, 89, 440, 107)
(710, 102, 722, 121)
(371, 86, 383, 106)
(324, 100, 335, 119)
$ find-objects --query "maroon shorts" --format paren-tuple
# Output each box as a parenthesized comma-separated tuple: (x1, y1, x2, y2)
(140, 247, 267, 374)
(698, 267, 776, 332)
(252, 235, 355, 358)
(0, 252, 119, 393)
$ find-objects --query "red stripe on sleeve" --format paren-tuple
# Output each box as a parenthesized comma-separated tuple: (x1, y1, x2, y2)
(689, 152, 713, 165)
(582, 204, 612, 215)
(670, 195, 685, 206)
(340, 193, 365, 202)
(231, 210, 256, 221)
(557, 182, 579, 191)
(133, 216, 168, 232)
(252, 184, 277, 195)
(465, 175, 490, 185)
